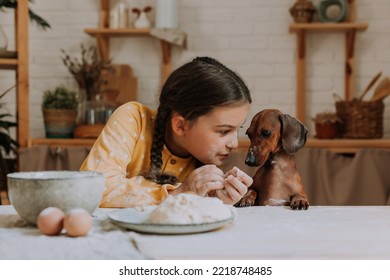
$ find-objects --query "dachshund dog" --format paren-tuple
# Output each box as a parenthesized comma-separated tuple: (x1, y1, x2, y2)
(236, 109, 309, 210)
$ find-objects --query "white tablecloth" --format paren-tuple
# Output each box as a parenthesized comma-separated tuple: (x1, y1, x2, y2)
(1, 205, 390, 259)
(0, 206, 145, 260)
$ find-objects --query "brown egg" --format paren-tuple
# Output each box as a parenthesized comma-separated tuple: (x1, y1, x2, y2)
(37, 207, 65, 236)
(64, 208, 93, 237)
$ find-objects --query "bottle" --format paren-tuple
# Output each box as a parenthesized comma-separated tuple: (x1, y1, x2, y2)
(117, 0, 128, 28)
(155, 0, 178, 29)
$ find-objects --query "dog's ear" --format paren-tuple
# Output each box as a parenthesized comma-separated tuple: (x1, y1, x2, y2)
(246, 112, 261, 138)
(279, 114, 308, 154)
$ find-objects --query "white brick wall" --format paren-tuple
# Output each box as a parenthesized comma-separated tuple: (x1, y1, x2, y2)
(1, 0, 390, 139)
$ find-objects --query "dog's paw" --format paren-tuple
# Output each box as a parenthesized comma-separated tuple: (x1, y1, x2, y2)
(290, 195, 309, 210)
(234, 190, 257, 207)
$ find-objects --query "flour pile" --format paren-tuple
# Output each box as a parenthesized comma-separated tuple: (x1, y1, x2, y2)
(149, 193, 234, 224)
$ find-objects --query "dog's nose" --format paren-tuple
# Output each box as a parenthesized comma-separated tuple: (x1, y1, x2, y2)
(245, 147, 257, 166)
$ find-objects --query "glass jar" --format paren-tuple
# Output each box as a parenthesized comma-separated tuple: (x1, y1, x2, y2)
(80, 93, 116, 125)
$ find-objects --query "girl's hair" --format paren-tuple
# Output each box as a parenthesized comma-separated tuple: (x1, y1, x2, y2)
(144, 56, 252, 184)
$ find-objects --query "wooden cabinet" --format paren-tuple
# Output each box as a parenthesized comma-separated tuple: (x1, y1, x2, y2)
(287, 0, 390, 152)
(0, 0, 29, 148)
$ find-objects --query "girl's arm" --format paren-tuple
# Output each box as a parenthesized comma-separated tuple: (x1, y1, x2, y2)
(80, 102, 178, 207)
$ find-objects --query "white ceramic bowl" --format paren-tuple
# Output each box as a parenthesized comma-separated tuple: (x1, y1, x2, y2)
(7, 170, 105, 225)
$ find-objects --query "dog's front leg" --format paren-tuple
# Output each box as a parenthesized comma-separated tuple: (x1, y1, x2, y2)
(235, 189, 257, 207)
(290, 194, 309, 210)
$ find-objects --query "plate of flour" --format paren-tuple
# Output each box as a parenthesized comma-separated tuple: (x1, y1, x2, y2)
(108, 193, 235, 234)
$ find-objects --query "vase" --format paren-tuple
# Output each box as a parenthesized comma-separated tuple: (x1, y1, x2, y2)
(318, 0, 349, 23)
(315, 123, 340, 139)
(80, 94, 116, 125)
(73, 93, 116, 138)
(155, 0, 178, 29)
(289, 0, 316, 23)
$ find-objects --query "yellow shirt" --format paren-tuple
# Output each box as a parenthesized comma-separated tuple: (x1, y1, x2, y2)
(80, 102, 197, 208)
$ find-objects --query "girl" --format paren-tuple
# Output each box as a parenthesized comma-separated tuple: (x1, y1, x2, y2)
(80, 57, 253, 207)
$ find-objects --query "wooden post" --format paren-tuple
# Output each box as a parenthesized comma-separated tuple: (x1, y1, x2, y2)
(16, 0, 29, 148)
(347, 0, 356, 22)
(160, 40, 172, 86)
(100, 0, 110, 28)
(296, 30, 306, 123)
(96, 35, 109, 61)
(345, 30, 356, 100)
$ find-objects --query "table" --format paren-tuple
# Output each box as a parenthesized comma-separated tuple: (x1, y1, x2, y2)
(1, 205, 390, 259)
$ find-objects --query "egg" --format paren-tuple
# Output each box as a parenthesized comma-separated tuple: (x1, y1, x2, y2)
(63, 208, 93, 237)
(37, 207, 65, 236)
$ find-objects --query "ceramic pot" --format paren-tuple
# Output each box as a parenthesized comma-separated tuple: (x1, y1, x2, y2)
(42, 109, 77, 138)
(315, 122, 339, 139)
(290, 0, 316, 23)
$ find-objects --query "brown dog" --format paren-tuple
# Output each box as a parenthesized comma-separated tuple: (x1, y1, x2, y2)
(236, 109, 309, 210)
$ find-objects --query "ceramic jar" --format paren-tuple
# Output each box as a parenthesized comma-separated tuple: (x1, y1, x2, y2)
(290, 0, 316, 23)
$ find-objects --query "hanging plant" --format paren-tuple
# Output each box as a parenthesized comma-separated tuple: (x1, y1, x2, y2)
(0, 85, 18, 157)
(0, 0, 51, 30)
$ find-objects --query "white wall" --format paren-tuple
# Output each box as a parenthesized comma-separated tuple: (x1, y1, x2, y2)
(1, 0, 390, 139)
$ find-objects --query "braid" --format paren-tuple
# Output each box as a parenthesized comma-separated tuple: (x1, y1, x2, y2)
(142, 106, 179, 185)
(150, 109, 165, 171)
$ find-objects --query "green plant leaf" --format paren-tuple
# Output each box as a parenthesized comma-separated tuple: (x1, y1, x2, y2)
(0, 0, 51, 30)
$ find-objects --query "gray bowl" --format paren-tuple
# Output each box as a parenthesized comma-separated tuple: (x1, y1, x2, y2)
(7, 171, 105, 225)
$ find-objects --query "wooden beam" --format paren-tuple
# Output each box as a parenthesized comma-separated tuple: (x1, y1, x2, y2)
(96, 35, 109, 61)
(100, 0, 110, 28)
(16, 0, 29, 148)
(296, 30, 306, 123)
(345, 30, 356, 100)
(160, 40, 172, 85)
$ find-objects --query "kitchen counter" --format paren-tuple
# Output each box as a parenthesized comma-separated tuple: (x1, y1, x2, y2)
(1, 205, 390, 260)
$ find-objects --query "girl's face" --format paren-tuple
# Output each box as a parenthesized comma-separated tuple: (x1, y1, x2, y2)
(172, 103, 250, 166)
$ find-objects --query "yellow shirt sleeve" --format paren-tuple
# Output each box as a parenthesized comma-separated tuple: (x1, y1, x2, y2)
(80, 102, 196, 208)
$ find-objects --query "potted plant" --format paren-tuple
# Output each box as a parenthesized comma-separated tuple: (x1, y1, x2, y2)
(0, 85, 18, 204)
(312, 112, 342, 139)
(0, 0, 51, 53)
(42, 86, 78, 138)
(61, 44, 112, 102)
(61, 44, 113, 138)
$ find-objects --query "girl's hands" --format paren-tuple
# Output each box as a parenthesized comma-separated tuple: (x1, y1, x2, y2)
(215, 167, 253, 205)
(170, 165, 253, 205)
(170, 165, 225, 196)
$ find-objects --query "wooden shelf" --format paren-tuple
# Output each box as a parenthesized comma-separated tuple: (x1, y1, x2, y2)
(238, 138, 390, 154)
(28, 138, 96, 148)
(286, 1, 390, 153)
(305, 138, 390, 153)
(0, 58, 18, 70)
(84, 28, 172, 86)
(84, 1, 173, 86)
(289, 21, 368, 124)
(84, 28, 151, 36)
(289, 22, 368, 32)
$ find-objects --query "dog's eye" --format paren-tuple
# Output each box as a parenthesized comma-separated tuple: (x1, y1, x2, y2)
(261, 130, 271, 138)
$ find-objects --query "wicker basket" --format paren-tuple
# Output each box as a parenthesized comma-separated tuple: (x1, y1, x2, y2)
(335, 100, 384, 139)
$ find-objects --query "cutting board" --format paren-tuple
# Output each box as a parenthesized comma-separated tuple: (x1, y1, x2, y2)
(102, 64, 138, 105)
